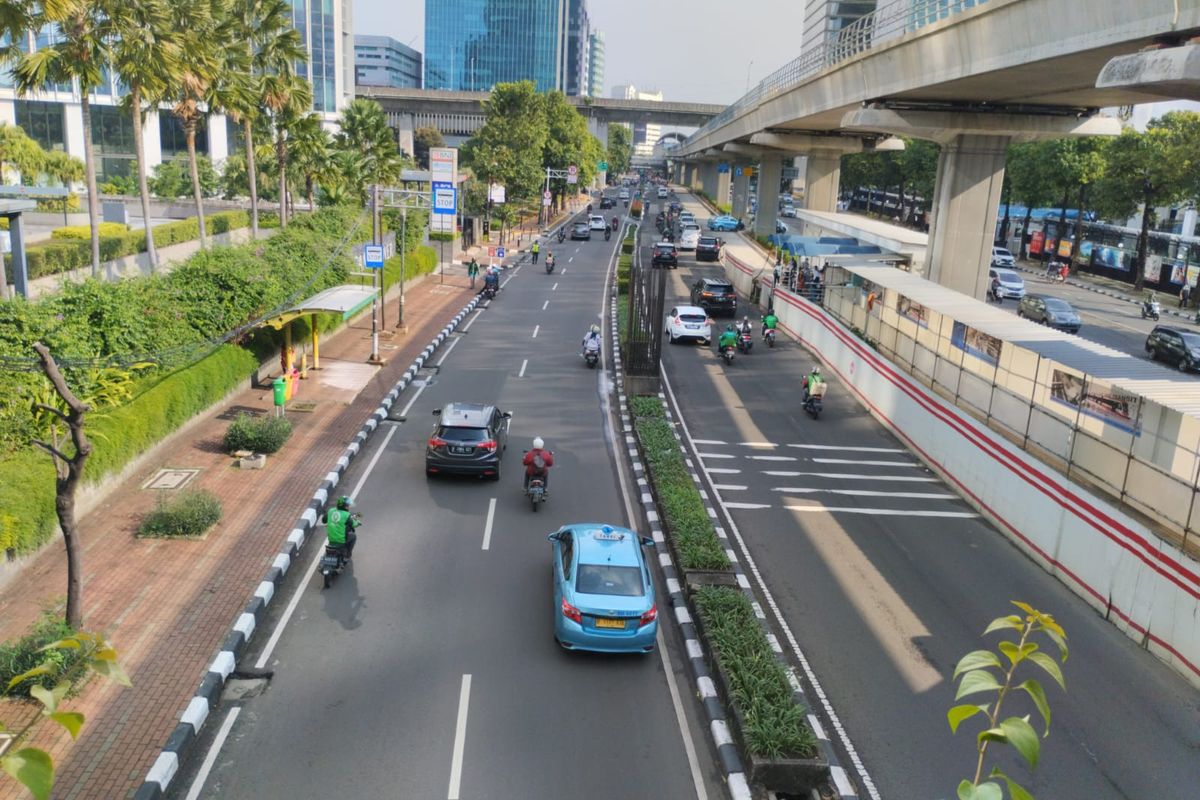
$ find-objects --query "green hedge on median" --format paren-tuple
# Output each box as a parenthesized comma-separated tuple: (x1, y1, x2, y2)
(629, 396, 729, 570)
(693, 585, 817, 759)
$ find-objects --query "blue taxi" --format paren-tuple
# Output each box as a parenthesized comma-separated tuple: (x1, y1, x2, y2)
(548, 524, 658, 654)
(707, 215, 741, 232)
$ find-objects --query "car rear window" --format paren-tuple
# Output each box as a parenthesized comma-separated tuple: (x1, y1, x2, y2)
(437, 426, 488, 441)
(679, 313, 707, 322)
(706, 283, 733, 294)
(575, 564, 644, 596)
(655, 244, 675, 252)
(699, 237, 718, 246)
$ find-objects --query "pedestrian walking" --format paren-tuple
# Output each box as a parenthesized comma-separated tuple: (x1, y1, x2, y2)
(467, 257, 479, 289)
(1180, 282, 1191, 308)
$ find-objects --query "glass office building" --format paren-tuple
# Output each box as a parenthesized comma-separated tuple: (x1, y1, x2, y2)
(356, 35, 423, 88)
(587, 30, 604, 97)
(425, 0, 578, 93)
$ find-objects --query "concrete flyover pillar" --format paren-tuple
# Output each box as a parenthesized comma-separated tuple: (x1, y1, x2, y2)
(754, 157, 783, 238)
(714, 165, 731, 210)
(839, 107, 1121, 300)
(731, 164, 751, 219)
(700, 161, 717, 198)
(804, 152, 842, 213)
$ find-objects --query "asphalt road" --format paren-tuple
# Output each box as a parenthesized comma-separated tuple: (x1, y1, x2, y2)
(172, 196, 723, 800)
(660, 191, 1200, 800)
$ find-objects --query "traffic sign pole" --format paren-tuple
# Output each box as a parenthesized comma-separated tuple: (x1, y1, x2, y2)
(369, 184, 382, 364)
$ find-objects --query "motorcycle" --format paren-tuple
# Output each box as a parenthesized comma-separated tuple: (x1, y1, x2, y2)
(988, 284, 1003, 304)
(604, 227, 611, 241)
(583, 340, 601, 368)
(319, 516, 361, 589)
(557, 228, 566, 244)
(545, 257, 556, 274)
(523, 451, 552, 512)
(736, 330, 753, 354)
(802, 383, 826, 419)
(720, 344, 736, 366)
(483, 283, 498, 300)
(764, 328, 777, 348)
(1142, 299, 1161, 320)
(611, 218, 620, 231)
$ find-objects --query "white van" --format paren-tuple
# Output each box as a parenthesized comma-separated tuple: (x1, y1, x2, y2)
(679, 225, 701, 251)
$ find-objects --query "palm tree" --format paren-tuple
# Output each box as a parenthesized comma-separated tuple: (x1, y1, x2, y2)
(261, 72, 312, 227)
(13, 0, 120, 277)
(336, 98, 405, 201)
(288, 113, 334, 211)
(111, 0, 179, 270)
(225, 0, 305, 236)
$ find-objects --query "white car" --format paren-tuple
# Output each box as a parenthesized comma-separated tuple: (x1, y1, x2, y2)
(991, 246, 1015, 268)
(665, 305, 712, 344)
(589, 215, 608, 231)
(989, 268, 1026, 299)
(618, 188, 630, 200)
(780, 205, 798, 218)
(679, 212, 697, 227)
(657, 187, 669, 199)
(679, 225, 701, 251)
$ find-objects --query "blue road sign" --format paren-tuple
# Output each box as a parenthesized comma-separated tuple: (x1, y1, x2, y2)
(363, 244, 385, 269)
(496, 247, 506, 258)
(432, 181, 457, 214)
(717, 162, 730, 173)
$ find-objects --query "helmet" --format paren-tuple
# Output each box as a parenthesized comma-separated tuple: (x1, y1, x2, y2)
(336, 496, 351, 510)
(811, 366, 821, 375)
(533, 436, 545, 449)
(589, 324, 600, 334)
(726, 324, 736, 332)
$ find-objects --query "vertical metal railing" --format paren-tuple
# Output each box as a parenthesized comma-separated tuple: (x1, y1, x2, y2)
(624, 242, 667, 376)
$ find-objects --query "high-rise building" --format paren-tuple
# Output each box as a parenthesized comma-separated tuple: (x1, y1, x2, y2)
(355, 35, 423, 88)
(290, 0, 355, 117)
(562, 0, 589, 97)
(587, 30, 604, 97)
(424, 0, 587, 95)
(612, 84, 663, 157)
(801, 0, 878, 57)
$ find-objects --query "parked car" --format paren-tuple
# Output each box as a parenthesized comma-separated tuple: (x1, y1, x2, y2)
(570, 221, 591, 240)
(549, 523, 658, 654)
(991, 246, 1016, 268)
(651, 242, 678, 268)
(695, 235, 722, 262)
(425, 403, 510, 479)
(678, 225, 701, 251)
(589, 215, 608, 231)
(1146, 325, 1200, 372)
(665, 305, 713, 344)
(691, 277, 737, 316)
(1018, 294, 1081, 333)
(988, 268, 1025, 299)
(707, 215, 740, 232)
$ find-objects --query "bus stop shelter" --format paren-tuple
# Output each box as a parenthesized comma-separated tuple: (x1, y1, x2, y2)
(261, 284, 378, 375)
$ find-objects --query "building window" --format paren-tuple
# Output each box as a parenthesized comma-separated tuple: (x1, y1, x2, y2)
(89, 104, 136, 182)
(13, 99, 66, 152)
(159, 113, 208, 160)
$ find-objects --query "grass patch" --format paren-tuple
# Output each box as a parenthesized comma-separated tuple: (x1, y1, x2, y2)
(693, 585, 817, 760)
(630, 398, 729, 570)
(222, 412, 293, 454)
(138, 489, 222, 538)
(0, 611, 87, 699)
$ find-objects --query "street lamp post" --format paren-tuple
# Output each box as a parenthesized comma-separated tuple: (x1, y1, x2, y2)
(378, 186, 433, 330)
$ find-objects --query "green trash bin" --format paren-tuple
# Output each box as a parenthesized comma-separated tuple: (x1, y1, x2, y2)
(272, 376, 287, 407)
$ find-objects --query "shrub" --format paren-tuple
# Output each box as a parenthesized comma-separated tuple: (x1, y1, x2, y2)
(138, 489, 222, 538)
(693, 586, 817, 759)
(222, 412, 292, 454)
(617, 253, 632, 296)
(51, 222, 130, 240)
(621, 239, 635, 255)
(429, 231, 458, 242)
(0, 611, 87, 699)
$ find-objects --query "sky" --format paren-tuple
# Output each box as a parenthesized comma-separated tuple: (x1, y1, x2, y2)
(352, 0, 803, 105)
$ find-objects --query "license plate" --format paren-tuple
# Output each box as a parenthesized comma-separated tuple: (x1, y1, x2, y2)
(686, 325, 700, 330)
(595, 618, 626, 629)
(321, 556, 341, 568)
(451, 446, 472, 454)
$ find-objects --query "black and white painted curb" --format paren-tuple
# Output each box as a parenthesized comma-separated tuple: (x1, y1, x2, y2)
(1011, 262, 1195, 320)
(133, 292, 486, 800)
(609, 276, 855, 797)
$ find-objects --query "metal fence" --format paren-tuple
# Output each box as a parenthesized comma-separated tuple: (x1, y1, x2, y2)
(688, 0, 991, 142)
(624, 246, 667, 376)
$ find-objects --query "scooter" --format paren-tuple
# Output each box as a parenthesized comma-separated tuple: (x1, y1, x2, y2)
(483, 283, 498, 301)
(988, 284, 1003, 304)
(583, 341, 600, 368)
(720, 344, 736, 366)
(1142, 299, 1161, 320)
(604, 227, 611, 241)
(319, 517, 361, 589)
(736, 330, 754, 354)
(546, 257, 555, 274)
(764, 328, 777, 348)
(557, 228, 566, 244)
(802, 383, 826, 419)
(522, 452, 552, 512)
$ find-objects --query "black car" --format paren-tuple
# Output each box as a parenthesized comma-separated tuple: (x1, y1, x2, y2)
(599, 196, 614, 209)
(1017, 294, 1081, 333)
(691, 278, 737, 316)
(425, 402, 511, 479)
(651, 242, 678, 268)
(570, 221, 591, 240)
(696, 236, 722, 262)
(1146, 325, 1200, 372)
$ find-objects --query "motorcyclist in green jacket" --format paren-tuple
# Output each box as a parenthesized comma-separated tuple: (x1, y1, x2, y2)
(803, 367, 824, 401)
(323, 495, 358, 556)
(717, 324, 738, 352)
(761, 311, 779, 337)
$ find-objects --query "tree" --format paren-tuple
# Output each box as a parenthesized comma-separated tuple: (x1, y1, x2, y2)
(335, 98, 404, 202)
(288, 114, 333, 210)
(607, 123, 633, 178)
(150, 153, 219, 199)
(261, 73, 312, 227)
(412, 125, 445, 169)
(462, 81, 548, 204)
(1005, 142, 1059, 260)
(223, 0, 305, 236)
(1032, 138, 1107, 270)
(111, 0, 178, 271)
(0, 122, 46, 184)
(948, 601, 1067, 800)
(13, 0, 121, 277)
(1094, 112, 1200, 290)
(542, 90, 600, 210)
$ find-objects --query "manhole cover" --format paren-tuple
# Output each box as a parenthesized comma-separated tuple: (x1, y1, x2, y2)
(142, 468, 200, 490)
(289, 401, 318, 412)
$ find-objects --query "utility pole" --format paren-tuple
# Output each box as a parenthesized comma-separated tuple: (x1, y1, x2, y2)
(377, 186, 433, 330)
(369, 183, 382, 364)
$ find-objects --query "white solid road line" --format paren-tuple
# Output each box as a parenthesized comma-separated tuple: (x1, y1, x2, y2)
(435, 335, 461, 367)
(772, 487, 959, 500)
(447, 674, 472, 800)
(783, 504, 978, 518)
(712, 484, 748, 491)
(552, 282, 559, 291)
(788, 443, 905, 453)
(705, 468, 742, 474)
(692, 438, 726, 445)
(542, 300, 549, 310)
(739, 441, 777, 447)
(813, 457, 920, 467)
(762, 470, 938, 482)
(748, 455, 797, 461)
(532, 325, 540, 338)
(724, 502, 771, 509)
(481, 498, 497, 550)
(461, 308, 484, 332)
(697, 452, 736, 459)
(183, 706, 242, 800)
(254, 423, 400, 671)
(399, 380, 430, 418)
(519, 359, 528, 378)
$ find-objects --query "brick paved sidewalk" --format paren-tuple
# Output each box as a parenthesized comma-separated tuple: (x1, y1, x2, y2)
(0, 273, 474, 800)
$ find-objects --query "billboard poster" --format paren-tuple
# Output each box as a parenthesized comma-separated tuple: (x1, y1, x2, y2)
(897, 295, 929, 328)
(950, 321, 1001, 366)
(1091, 244, 1129, 272)
(1144, 253, 1163, 283)
(1029, 231, 1045, 256)
(1168, 262, 1199, 287)
(1049, 368, 1141, 435)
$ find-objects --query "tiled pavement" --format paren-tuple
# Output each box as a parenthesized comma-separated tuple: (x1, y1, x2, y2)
(0, 273, 476, 800)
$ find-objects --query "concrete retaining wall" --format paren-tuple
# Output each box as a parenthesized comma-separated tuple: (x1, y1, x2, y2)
(723, 252, 1200, 689)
